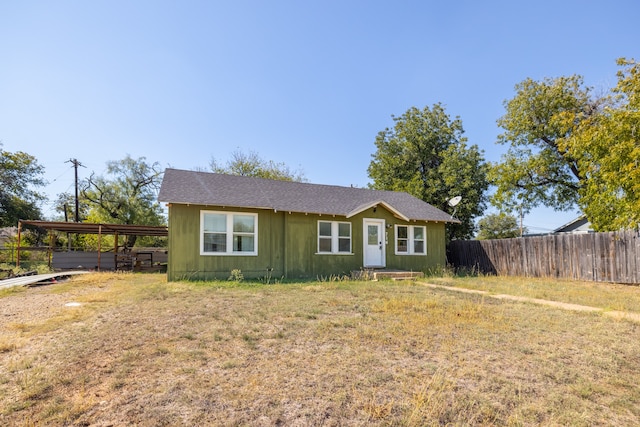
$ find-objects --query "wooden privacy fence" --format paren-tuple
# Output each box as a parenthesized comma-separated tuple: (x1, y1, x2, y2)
(447, 230, 640, 284)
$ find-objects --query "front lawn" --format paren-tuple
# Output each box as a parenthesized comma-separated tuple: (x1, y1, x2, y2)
(1, 273, 639, 425)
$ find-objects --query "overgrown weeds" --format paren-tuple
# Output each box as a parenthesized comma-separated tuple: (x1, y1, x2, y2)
(0, 263, 52, 278)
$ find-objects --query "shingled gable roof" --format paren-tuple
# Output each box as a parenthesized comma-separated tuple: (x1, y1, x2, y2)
(158, 168, 458, 223)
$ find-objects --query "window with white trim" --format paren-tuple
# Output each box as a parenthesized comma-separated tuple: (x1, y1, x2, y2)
(318, 221, 351, 254)
(395, 225, 426, 255)
(201, 211, 258, 255)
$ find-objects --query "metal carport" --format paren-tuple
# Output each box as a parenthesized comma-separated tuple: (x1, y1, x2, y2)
(16, 220, 168, 271)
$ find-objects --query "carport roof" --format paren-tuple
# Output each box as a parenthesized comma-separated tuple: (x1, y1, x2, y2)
(19, 220, 168, 237)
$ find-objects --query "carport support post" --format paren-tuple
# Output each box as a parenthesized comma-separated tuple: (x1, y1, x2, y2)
(114, 232, 119, 271)
(16, 221, 22, 268)
(97, 225, 102, 271)
(48, 230, 53, 268)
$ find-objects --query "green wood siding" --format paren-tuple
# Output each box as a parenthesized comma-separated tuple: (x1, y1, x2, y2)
(166, 204, 285, 281)
(284, 214, 358, 279)
(166, 203, 447, 281)
(347, 208, 446, 274)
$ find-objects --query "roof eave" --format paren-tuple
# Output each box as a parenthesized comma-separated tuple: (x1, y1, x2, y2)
(163, 201, 340, 217)
(345, 200, 409, 221)
(162, 199, 461, 223)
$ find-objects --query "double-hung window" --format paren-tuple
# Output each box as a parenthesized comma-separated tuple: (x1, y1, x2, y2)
(318, 221, 351, 254)
(395, 225, 426, 255)
(201, 211, 258, 255)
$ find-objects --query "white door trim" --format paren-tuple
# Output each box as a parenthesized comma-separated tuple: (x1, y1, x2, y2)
(363, 218, 385, 268)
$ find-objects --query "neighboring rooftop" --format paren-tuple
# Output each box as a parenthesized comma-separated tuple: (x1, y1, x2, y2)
(158, 168, 458, 223)
(0, 227, 17, 247)
(554, 215, 593, 234)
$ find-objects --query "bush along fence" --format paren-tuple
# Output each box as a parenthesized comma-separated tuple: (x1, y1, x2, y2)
(447, 230, 640, 284)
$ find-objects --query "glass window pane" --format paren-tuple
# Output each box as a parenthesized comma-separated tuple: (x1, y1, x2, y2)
(413, 227, 424, 240)
(204, 213, 226, 232)
(368, 225, 378, 245)
(338, 237, 350, 252)
(319, 222, 332, 237)
(338, 223, 350, 237)
(397, 226, 408, 239)
(414, 240, 424, 254)
(397, 239, 408, 253)
(204, 233, 226, 252)
(233, 215, 255, 233)
(234, 235, 254, 252)
(319, 237, 332, 252)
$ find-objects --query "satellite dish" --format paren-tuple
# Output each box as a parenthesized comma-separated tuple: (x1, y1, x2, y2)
(447, 196, 462, 207)
(447, 196, 462, 219)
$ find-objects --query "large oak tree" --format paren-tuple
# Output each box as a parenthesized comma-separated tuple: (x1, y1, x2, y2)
(368, 104, 489, 240)
(492, 58, 639, 231)
(490, 75, 603, 214)
(81, 155, 165, 247)
(559, 58, 640, 230)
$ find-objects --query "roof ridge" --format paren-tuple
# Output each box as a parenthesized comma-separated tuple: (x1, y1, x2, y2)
(165, 167, 374, 193)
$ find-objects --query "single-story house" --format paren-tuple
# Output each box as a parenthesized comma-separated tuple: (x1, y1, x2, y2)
(158, 168, 458, 281)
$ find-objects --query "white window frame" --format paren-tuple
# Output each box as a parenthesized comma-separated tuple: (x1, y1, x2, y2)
(200, 210, 258, 256)
(395, 225, 427, 255)
(317, 221, 352, 254)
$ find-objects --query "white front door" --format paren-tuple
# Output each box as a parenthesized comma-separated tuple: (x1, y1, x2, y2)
(363, 219, 385, 267)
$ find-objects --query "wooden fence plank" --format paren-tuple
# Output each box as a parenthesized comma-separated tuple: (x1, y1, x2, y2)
(448, 231, 640, 285)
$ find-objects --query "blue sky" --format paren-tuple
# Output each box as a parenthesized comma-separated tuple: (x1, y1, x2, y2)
(1, 1, 638, 233)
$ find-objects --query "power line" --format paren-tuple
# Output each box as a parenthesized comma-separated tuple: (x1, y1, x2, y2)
(50, 164, 74, 183)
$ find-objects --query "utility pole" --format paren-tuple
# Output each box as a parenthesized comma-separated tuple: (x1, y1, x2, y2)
(65, 158, 85, 222)
(519, 205, 524, 237)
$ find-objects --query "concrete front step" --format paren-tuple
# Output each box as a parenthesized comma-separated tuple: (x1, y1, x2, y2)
(374, 270, 424, 281)
(351, 269, 424, 281)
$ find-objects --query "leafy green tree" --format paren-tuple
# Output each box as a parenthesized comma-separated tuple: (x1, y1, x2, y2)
(559, 58, 640, 230)
(0, 145, 45, 226)
(476, 212, 525, 240)
(52, 192, 90, 222)
(81, 155, 165, 247)
(209, 149, 306, 182)
(490, 75, 606, 214)
(368, 104, 489, 240)
(494, 59, 639, 231)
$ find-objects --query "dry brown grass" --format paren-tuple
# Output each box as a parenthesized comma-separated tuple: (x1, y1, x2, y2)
(430, 275, 640, 312)
(1, 273, 640, 425)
